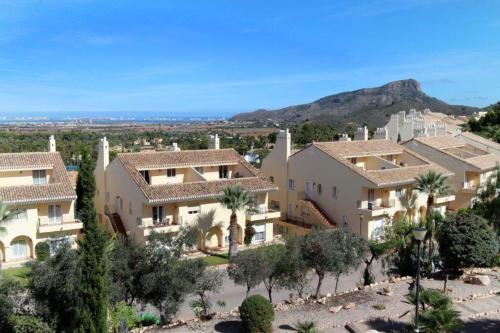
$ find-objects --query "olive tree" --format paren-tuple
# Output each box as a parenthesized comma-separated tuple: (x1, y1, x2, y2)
(227, 249, 265, 297)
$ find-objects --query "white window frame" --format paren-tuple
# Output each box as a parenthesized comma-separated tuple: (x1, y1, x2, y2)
(10, 240, 28, 258)
(33, 169, 47, 185)
(188, 206, 200, 215)
(288, 179, 295, 191)
(12, 209, 28, 220)
(48, 204, 62, 225)
(167, 168, 176, 178)
(152, 206, 164, 224)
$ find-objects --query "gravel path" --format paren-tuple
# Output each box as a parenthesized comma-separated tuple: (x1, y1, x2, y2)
(153, 269, 500, 333)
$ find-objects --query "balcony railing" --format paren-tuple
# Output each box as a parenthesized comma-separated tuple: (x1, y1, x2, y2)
(150, 217, 177, 228)
(358, 199, 395, 210)
(38, 218, 83, 233)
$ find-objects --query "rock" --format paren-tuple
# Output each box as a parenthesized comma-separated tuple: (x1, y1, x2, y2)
(389, 276, 397, 283)
(343, 302, 356, 310)
(326, 293, 332, 298)
(381, 286, 393, 296)
(317, 297, 327, 304)
(295, 298, 304, 305)
(466, 275, 491, 286)
(329, 305, 343, 313)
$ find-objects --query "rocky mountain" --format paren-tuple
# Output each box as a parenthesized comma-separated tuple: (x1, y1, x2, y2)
(231, 79, 479, 127)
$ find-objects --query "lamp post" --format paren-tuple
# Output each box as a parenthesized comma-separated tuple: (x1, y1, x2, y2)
(412, 227, 427, 333)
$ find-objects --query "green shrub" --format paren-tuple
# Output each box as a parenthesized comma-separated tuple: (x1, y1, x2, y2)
(239, 295, 275, 333)
(293, 320, 319, 333)
(140, 312, 160, 326)
(109, 301, 139, 332)
(11, 315, 54, 333)
(437, 212, 498, 270)
(35, 242, 50, 261)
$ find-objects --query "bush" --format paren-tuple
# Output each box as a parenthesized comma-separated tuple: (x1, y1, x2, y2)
(437, 212, 498, 270)
(35, 242, 50, 261)
(109, 302, 139, 332)
(239, 295, 275, 333)
(293, 320, 319, 333)
(11, 315, 54, 333)
(140, 312, 160, 326)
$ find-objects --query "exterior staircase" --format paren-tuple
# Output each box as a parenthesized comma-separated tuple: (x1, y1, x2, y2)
(301, 199, 336, 228)
(107, 213, 127, 238)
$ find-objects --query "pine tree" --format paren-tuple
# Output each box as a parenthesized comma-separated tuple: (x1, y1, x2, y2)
(75, 155, 109, 332)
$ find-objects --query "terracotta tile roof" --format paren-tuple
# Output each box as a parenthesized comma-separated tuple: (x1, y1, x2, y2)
(118, 149, 241, 169)
(414, 136, 500, 171)
(459, 132, 500, 148)
(0, 152, 76, 205)
(311, 140, 453, 188)
(367, 164, 453, 187)
(414, 136, 464, 149)
(314, 140, 403, 158)
(117, 149, 277, 204)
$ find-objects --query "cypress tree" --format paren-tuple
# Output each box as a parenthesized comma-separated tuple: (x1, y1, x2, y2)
(75, 155, 109, 332)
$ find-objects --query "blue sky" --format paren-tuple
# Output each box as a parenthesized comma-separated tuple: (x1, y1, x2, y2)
(0, 0, 499, 117)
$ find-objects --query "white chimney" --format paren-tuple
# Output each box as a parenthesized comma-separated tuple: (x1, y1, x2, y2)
(208, 134, 220, 150)
(172, 142, 181, 151)
(48, 135, 56, 152)
(98, 137, 109, 170)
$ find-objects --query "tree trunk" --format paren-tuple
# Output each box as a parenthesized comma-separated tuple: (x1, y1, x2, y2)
(335, 274, 340, 293)
(267, 287, 273, 304)
(228, 211, 238, 259)
(315, 271, 324, 299)
(246, 285, 251, 298)
(426, 196, 434, 267)
(363, 255, 375, 286)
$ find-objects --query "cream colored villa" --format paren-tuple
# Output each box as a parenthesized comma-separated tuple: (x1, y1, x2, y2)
(404, 136, 499, 210)
(262, 130, 455, 239)
(0, 136, 81, 266)
(95, 137, 279, 248)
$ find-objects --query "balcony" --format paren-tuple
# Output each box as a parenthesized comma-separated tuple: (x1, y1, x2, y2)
(461, 182, 484, 194)
(357, 199, 396, 217)
(141, 218, 180, 237)
(434, 194, 456, 204)
(38, 219, 83, 234)
(246, 207, 281, 222)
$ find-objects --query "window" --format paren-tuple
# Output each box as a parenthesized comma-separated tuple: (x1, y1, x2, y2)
(395, 188, 403, 197)
(140, 170, 150, 184)
(317, 184, 322, 194)
(195, 167, 204, 174)
(252, 224, 266, 243)
(120, 198, 123, 210)
(48, 205, 62, 225)
(152, 206, 163, 224)
(136, 217, 142, 226)
(288, 179, 295, 190)
(33, 170, 47, 185)
(332, 186, 337, 199)
(188, 206, 200, 215)
(219, 165, 228, 179)
(128, 202, 133, 215)
(10, 240, 28, 258)
(350, 157, 357, 164)
(269, 176, 274, 183)
(48, 237, 69, 255)
(167, 168, 176, 177)
(12, 209, 27, 220)
(368, 189, 375, 202)
(270, 200, 280, 210)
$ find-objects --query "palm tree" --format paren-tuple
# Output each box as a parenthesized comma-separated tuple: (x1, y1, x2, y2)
(217, 184, 254, 259)
(399, 189, 418, 223)
(0, 202, 16, 234)
(414, 171, 450, 224)
(414, 171, 450, 266)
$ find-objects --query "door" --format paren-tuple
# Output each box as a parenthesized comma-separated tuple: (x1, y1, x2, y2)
(305, 181, 313, 199)
(48, 205, 62, 225)
(11, 240, 27, 258)
(252, 224, 266, 244)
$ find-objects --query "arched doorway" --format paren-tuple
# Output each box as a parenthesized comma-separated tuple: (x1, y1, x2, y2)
(206, 226, 223, 248)
(418, 206, 427, 224)
(0, 241, 5, 262)
(393, 211, 405, 223)
(237, 224, 243, 244)
(196, 230, 205, 251)
(10, 236, 33, 260)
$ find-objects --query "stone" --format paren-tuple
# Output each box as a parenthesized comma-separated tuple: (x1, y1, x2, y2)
(329, 305, 343, 313)
(343, 302, 356, 310)
(389, 276, 397, 283)
(466, 275, 491, 286)
(381, 286, 393, 296)
(326, 293, 332, 298)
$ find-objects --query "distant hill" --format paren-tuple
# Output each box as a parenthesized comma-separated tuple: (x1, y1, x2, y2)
(231, 79, 479, 127)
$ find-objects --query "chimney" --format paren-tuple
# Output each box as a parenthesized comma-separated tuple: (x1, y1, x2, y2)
(98, 137, 109, 171)
(208, 134, 220, 150)
(354, 126, 369, 141)
(339, 134, 351, 142)
(172, 142, 181, 151)
(48, 135, 56, 152)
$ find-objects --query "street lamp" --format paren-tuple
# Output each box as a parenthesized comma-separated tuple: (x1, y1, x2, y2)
(412, 227, 427, 333)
